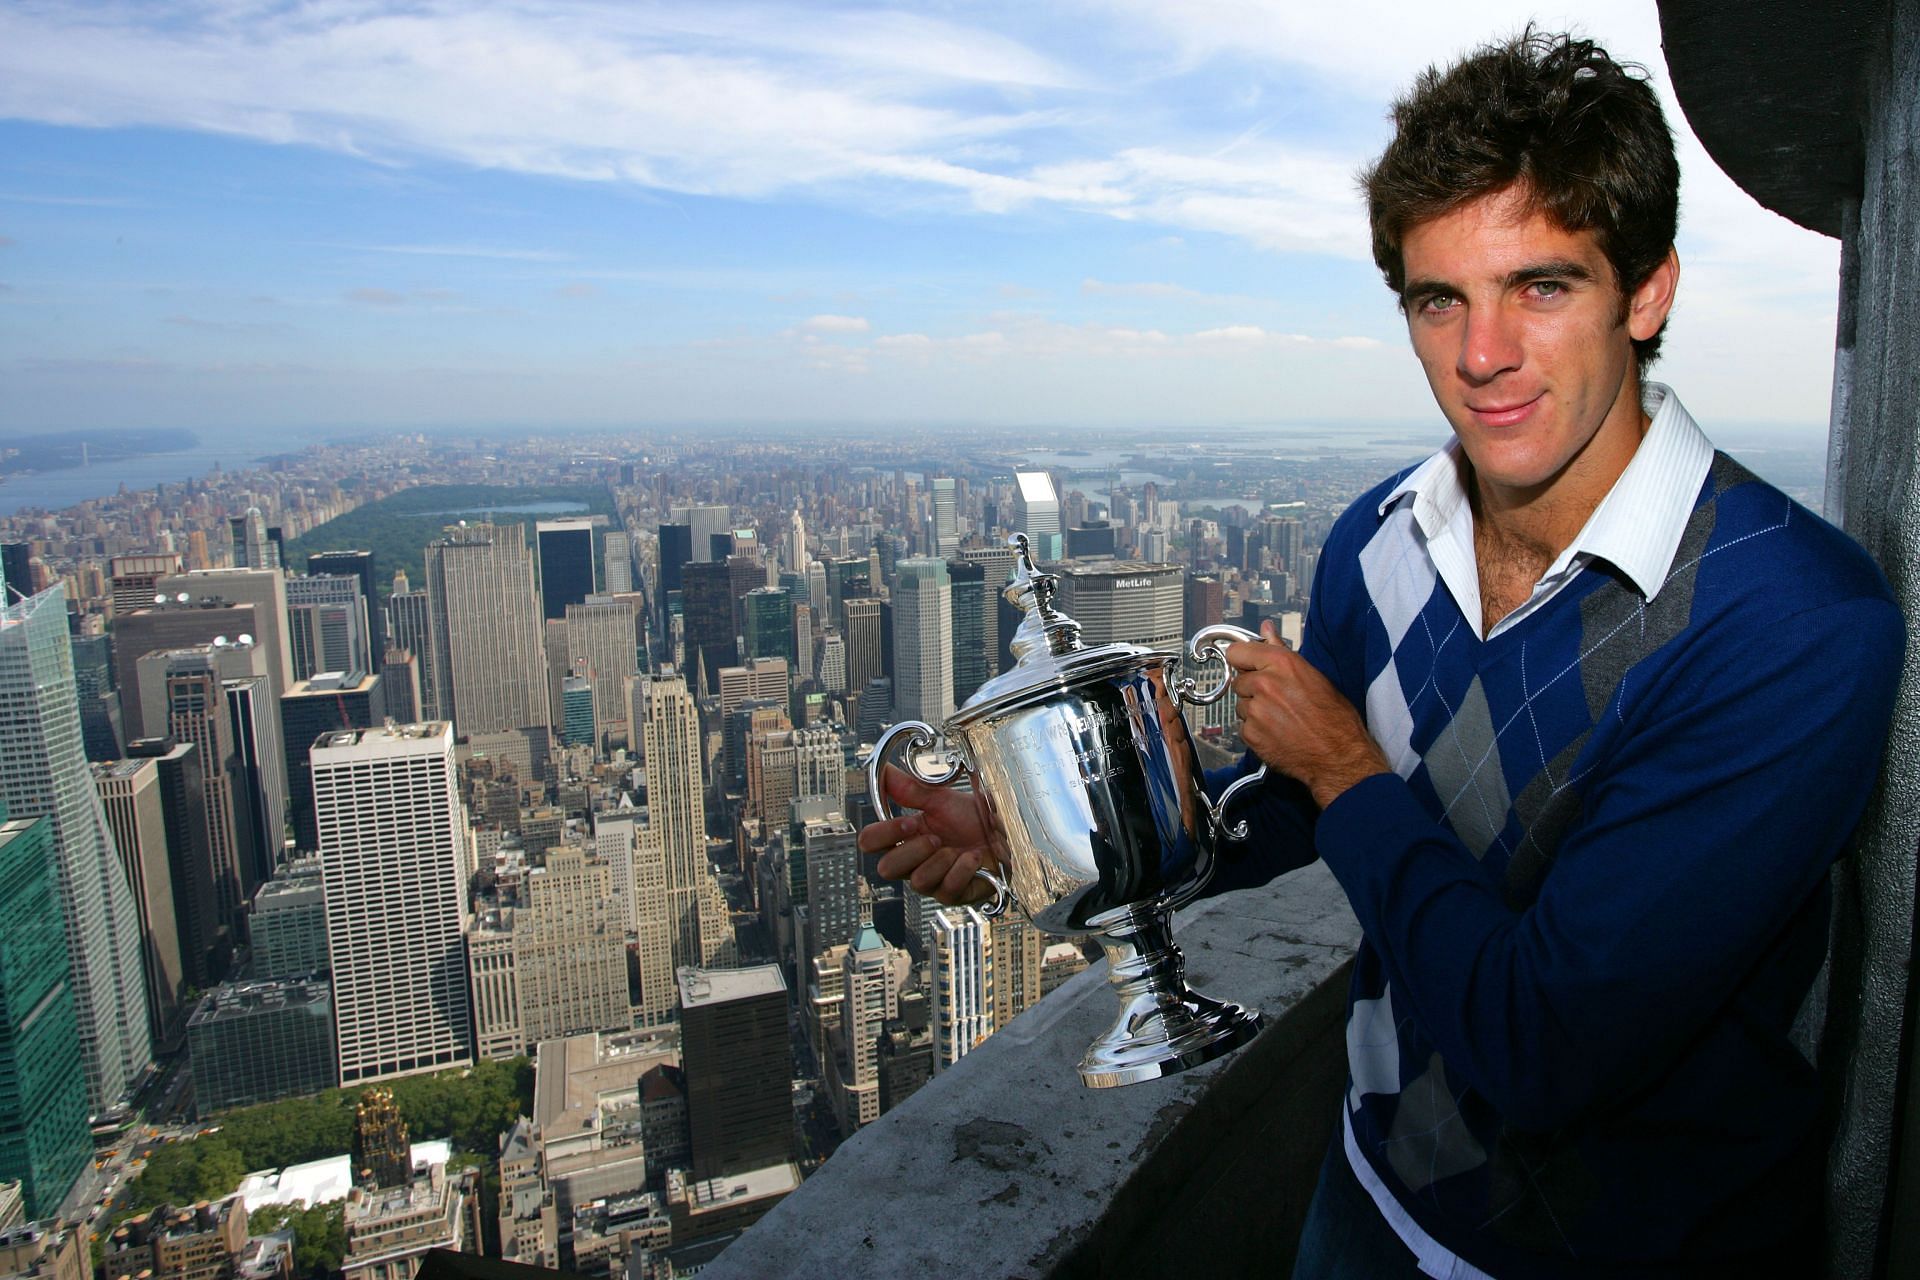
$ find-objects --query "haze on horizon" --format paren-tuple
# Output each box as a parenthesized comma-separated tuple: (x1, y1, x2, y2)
(0, 1, 1842, 442)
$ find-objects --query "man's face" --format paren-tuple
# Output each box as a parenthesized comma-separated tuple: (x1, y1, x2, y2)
(1398, 186, 1677, 511)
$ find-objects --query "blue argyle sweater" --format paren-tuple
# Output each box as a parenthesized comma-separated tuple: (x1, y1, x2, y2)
(1211, 454, 1902, 1278)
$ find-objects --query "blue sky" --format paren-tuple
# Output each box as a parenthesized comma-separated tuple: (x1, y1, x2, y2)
(0, 1, 1842, 438)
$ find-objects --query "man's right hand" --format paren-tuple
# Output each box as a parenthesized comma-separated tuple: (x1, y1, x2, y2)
(857, 763, 1002, 907)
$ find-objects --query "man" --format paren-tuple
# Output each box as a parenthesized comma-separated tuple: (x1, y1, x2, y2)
(861, 30, 1902, 1279)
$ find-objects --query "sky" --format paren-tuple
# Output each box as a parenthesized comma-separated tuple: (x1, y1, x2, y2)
(0, 1, 1844, 440)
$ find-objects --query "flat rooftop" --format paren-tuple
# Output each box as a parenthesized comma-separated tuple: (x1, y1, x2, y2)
(676, 964, 786, 1009)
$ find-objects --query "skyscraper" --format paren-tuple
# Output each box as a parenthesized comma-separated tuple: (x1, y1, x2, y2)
(137, 647, 257, 934)
(669, 505, 730, 565)
(312, 722, 471, 1085)
(947, 559, 989, 707)
(640, 675, 709, 978)
(423, 523, 551, 755)
(535, 518, 598, 621)
(742, 587, 793, 664)
(385, 577, 437, 718)
(931, 906, 993, 1073)
(930, 478, 958, 558)
(155, 567, 294, 698)
(834, 918, 903, 1136)
(564, 595, 640, 750)
(280, 671, 385, 855)
(784, 509, 808, 576)
(91, 758, 189, 1053)
(1054, 561, 1185, 653)
(0, 585, 152, 1113)
(842, 597, 882, 699)
(0, 801, 93, 1217)
(656, 523, 693, 631)
(125, 739, 223, 987)
(892, 558, 953, 725)
(680, 561, 735, 696)
(602, 530, 634, 596)
(514, 845, 630, 1044)
(560, 677, 594, 748)
(285, 574, 370, 681)
(678, 965, 792, 1179)
(306, 551, 383, 675)
(0, 544, 34, 604)
(1012, 472, 1063, 562)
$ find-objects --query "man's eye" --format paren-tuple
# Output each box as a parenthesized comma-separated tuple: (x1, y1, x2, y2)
(1419, 294, 1458, 314)
(1528, 280, 1565, 298)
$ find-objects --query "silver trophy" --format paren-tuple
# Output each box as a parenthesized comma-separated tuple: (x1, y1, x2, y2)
(867, 534, 1270, 1087)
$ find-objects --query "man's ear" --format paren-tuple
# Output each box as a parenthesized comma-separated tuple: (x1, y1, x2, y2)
(1628, 247, 1680, 342)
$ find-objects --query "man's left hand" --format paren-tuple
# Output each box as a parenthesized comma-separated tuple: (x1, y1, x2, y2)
(1224, 622, 1391, 809)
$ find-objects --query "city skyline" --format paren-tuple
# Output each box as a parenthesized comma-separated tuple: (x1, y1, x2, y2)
(0, 2, 1842, 437)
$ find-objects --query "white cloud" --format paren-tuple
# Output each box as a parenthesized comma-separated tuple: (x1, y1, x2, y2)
(803, 314, 870, 334)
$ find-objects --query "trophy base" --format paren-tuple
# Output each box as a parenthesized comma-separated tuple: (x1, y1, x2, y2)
(1076, 905, 1264, 1088)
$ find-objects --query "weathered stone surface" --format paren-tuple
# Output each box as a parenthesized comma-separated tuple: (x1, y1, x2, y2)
(700, 861, 1359, 1279)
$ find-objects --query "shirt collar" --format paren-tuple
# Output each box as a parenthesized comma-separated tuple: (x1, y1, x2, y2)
(1378, 382, 1715, 603)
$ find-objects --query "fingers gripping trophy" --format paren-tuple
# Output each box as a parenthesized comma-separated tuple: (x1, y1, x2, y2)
(865, 533, 1269, 1087)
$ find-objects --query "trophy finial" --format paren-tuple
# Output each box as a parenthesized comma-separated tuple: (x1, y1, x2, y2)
(1004, 532, 1080, 659)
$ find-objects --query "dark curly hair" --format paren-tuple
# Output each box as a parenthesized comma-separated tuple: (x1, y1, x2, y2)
(1361, 28, 1680, 370)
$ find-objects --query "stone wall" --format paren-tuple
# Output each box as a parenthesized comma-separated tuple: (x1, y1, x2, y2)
(701, 862, 1359, 1279)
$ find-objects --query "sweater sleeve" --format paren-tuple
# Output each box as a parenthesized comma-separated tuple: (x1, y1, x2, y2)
(1198, 569, 1355, 894)
(1314, 594, 1904, 1131)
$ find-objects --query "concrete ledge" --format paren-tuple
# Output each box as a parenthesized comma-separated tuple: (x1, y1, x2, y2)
(701, 862, 1359, 1279)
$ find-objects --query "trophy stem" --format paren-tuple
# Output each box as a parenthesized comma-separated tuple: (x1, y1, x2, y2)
(1077, 904, 1263, 1088)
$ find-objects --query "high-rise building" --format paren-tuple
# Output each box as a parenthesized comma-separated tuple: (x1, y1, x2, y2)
(137, 648, 257, 934)
(312, 723, 471, 1085)
(742, 588, 792, 664)
(0, 803, 93, 1218)
(385, 580, 436, 718)
(466, 909, 520, 1060)
(679, 561, 735, 696)
(893, 558, 953, 725)
(640, 675, 709, 979)
(91, 759, 189, 1053)
(0, 545, 33, 605)
(655, 523, 692, 631)
(989, 914, 1044, 1032)
(678, 965, 791, 1180)
(1054, 561, 1186, 653)
(669, 505, 730, 566)
(111, 596, 269, 741)
(228, 508, 278, 571)
(249, 858, 329, 979)
(0, 585, 152, 1113)
(125, 739, 224, 987)
(307, 551, 383, 675)
(930, 478, 958, 558)
(603, 530, 634, 597)
(285, 574, 370, 681)
(931, 906, 993, 1073)
(514, 845, 630, 1044)
(946, 559, 990, 707)
(784, 509, 808, 576)
(423, 523, 552, 757)
(559, 677, 594, 748)
(185, 977, 335, 1112)
(800, 812, 860, 961)
(833, 919, 903, 1136)
(280, 671, 385, 855)
(155, 567, 294, 698)
(107, 552, 183, 620)
(842, 596, 882, 698)
(815, 630, 846, 694)
(564, 595, 640, 749)
(535, 518, 599, 622)
(1012, 472, 1063, 562)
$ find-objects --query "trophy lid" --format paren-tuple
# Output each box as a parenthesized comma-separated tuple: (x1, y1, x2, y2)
(953, 534, 1162, 724)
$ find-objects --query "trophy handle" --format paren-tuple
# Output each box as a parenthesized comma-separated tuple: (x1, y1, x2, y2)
(1175, 623, 1266, 842)
(866, 720, 1012, 918)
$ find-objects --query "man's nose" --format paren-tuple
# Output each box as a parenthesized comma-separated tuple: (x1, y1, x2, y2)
(1458, 302, 1523, 382)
